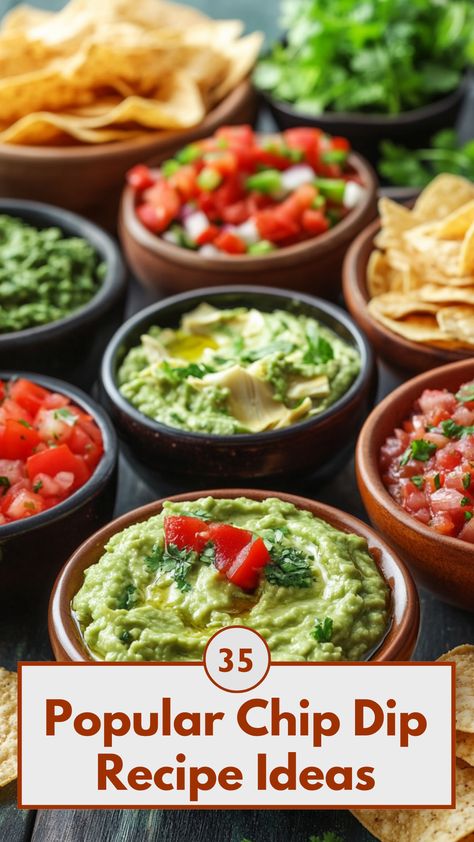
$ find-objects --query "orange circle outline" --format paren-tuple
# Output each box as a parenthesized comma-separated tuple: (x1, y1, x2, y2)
(203, 626, 271, 694)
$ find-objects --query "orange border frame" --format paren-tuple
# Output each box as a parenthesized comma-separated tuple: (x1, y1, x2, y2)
(17, 660, 456, 811)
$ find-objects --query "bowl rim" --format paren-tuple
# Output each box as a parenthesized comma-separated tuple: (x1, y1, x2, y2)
(0, 80, 253, 160)
(120, 150, 378, 269)
(258, 71, 469, 127)
(342, 212, 473, 364)
(48, 487, 420, 663)
(100, 284, 374, 444)
(356, 357, 474, 554)
(0, 371, 118, 540)
(0, 199, 126, 349)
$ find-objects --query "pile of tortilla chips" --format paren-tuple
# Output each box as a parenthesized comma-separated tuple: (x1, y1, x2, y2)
(0, 668, 17, 788)
(367, 175, 474, 351)
(352, 645, 474, 841)
(0, 0, 262, 145)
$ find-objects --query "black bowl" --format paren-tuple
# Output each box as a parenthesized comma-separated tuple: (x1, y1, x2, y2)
(260, 74, 469, 165)
(100, 285, 376, 486)
(0, 200, 127, 388)
(0, 372, 118, 603)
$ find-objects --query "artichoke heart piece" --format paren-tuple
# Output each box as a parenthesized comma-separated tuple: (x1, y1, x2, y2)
(188, 365, 311, 432)
(141, 333, 170, 363)
(287, 374, 330, 401)
(181, 302, 244, 334)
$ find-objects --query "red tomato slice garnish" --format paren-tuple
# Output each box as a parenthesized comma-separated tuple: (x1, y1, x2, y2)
(225, 537, 271, 591)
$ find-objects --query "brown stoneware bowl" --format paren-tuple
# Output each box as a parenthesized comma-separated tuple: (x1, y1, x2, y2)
(0, 372, 118, 606)
(100, 285, 376, 485)
(356, 358, 474, 610)
(0, 199, 126, 389)
(342, 214, 473, 375)
(48, 488, 420, 663)
(118, 152, 377, 298)
(0, 80, 257, 230)
(260, 74, 469, 165)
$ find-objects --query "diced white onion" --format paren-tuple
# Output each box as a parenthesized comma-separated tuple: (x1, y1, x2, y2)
(281, 165, 315, 191)
(343, 180, 366, 208)
(162, 230, 179, 244)
(184, 211, 210, 241)
(233, 219, 259, 245)
(199, 244, 220, 257)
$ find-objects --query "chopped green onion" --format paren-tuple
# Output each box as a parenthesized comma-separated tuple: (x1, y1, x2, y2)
(313, 178, 346, 203)
(247, 240, 275, 255)
(246, 169, 282, 194)
(197, 167, 222, 191)
(321, 149, 348, 165)
(161, 159, 181, 178)
(176, 144, 202, 164)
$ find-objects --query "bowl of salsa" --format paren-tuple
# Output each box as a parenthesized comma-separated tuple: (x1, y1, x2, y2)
(356, 358, 474, 610)
(119, 125, 377, 297)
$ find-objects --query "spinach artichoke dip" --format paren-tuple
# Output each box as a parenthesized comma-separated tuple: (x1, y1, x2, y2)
(72, 497, 390, 662)
(117, 304, 360, 435)
(0, 214, 105, 333)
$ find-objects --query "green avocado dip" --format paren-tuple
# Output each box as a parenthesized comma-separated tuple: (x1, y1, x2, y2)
(72, 496, 390, 663)
(117, 303, 360, 435)
(0, 214, 105, 333)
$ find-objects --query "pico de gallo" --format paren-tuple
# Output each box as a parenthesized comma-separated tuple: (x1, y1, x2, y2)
(126, 125, 366, 255)
(0, 378, 104, 525)
(380, 380, 474, 542)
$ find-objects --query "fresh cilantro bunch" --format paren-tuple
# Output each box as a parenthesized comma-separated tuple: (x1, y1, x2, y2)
(379, 130, 474, 187)
(255, 0, 474, 115)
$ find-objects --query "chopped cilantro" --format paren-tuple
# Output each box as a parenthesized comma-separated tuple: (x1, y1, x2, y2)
(162, 361, 214, 382)
(312, 617, 333, 643)
(400, 439, 437, 465)
(18, 418, 32, 428)
(463, 473, 471, 490)
(200, 542, 215, 565)
(441, 419, 474, 439)
(0, 476, 10, 495)
(144, 543, 163, 573)
(53, 407, 78, 426)
(434, 473, 441, 490)
(461, 497, 471, 507)
(411, 475, 424, 489)
(33, 480, 43, 493)
(119, 630, 132, 645)
(465, 511, 473, 521)
(150, 542, 196, 592)
(118, 584, 137, 610)
(456, 383, 474, 404)
(303, 325, 334, 365)
(265, 546, 313, 588)
(241, 341, 294, 363)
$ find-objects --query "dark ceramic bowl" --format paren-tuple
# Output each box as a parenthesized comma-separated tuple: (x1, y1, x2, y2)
(119, 151, 377, 299)
(100, 285, 376, 485)
(260, 74, 469, 165)
(49, 488, 419, 663)
(356, 358, 474, 610)
(0, 372, 118, 604)
(0, 80, 257, 230)
(342, 213, 473, 375)
(0, 200, 127, 388)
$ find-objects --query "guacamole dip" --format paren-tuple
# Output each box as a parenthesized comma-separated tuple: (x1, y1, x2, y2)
(117, 304, 360, 435)
(0, 214, 105, 333)
(73, 497, 390, 663)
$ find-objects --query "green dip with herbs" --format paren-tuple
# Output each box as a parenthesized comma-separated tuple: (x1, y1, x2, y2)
(73, 496, 390, 663)
(0, 214, 105, 333)
(117, 304, 360, 435)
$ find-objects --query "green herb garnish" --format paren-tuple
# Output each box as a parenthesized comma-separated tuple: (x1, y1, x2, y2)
(303, 323, 334, 365)
(465, 511, 473, 521)
(119, 630, 132, 645)
(463, 473, 471, 490)
(265, 546, 313, 588)
(441, 419, 474, 439)
(380, 130, 474, 188)
(400, 439, 437, 465)
(33, 480, 43, 493)
(118, 584, 137, 610)
(312, 617, 334, 644)
(434, 473, 441, 490)
(456, 382, 474, 404)
(461, 496, 471, 507)
(53, 408, 78, 426)
(411, 475, 424, 489)
(200, 542, 215, 565)
(18, 418, 32, 428)
(0, 476, 11, 495)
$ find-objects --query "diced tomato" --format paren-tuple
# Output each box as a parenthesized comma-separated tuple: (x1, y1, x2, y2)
(1, 419, 40, 460)
(302, 209, 330, 235)
(0, 399, 33, 424)
(141, 180, 180, 231)
(255, 208, 299, 243)
(5, 488, 44, 521)
(169, 165, 198, 202)
(41, 392, 70, 410)
(436, 448, 462, 470)
(214, 231, 247, 255)
(221, 200, 251, 226)
(9, 379, 49, 416)
(204, 151, 238, 176)
(458, 518, 474, 543)
(195, 224, 220, 246)
(0, 459, 24, 487)
(283, 127, 323, 170)
(331, 136, 350, 153)
(35, 407, 74, 444)
(164, 515, 210, 554)
(127, 164, 155, 192)
(208, 522, 253, 572)
(215, 125, 254, 146)
(26, 444, 90, 489)
(225, 537, 271, 590)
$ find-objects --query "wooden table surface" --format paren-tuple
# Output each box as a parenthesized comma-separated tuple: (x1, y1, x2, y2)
(1, 1, 474, 840)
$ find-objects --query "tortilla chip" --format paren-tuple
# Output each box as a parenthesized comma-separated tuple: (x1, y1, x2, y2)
(458, 732, 474, 768)
(460, 222, 474, 276)
(369, 292, 439, 319)
(352, 765, 474, 841)
(438, 646, 474, 734)
(367, 301, 458, 344)
(367, 250, 392, 297)
(437, 201, 474, 240)
(414, 175, 474, 221)
(418, 284, 474, 306)
(437, 307, 474, 346)
(0, 668, 17, 788)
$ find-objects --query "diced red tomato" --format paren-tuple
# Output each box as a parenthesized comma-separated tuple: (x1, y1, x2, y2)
(195, 224, 220, 246)
(215, 125, 254, 146)
(255, 208, 299, 242)
(26, 444, 90, 489)
(1, 419, 40, 460)
(302, 209, 330, 235)
(207, 522, 253, 572)
(214, 231, 247, 255)
(225, 537, 271, 590)
(169, 165, 198, 202)
(127, 164, 155, 192)
(164, 515, 210, 554)
(9, 379, 49, 416)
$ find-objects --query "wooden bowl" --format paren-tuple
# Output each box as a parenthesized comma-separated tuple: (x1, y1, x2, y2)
(118, 152, 378, 298)
(0, 80, 257, 230)
(342, 214, 473, 374)
(48, 488, 420, 663)
(100, 285, 376, 483)
(0, 371, 118, 605)
(259, 74, 469, 165)
(356, 358, 474, 610)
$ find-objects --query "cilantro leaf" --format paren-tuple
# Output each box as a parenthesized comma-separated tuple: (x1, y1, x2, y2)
(456, 383, 474, 404)
(118, 584, 137, 610)
(441, 419, 474, 439)
(400, 439, 437, 465)
(411, 475, 424, 489)
(303, 325, 334, 365)
(149, 542, 196, 592)
(0, 476, 11, 495)
(312, 617, 334, 644)
(265, 546, 313, 588)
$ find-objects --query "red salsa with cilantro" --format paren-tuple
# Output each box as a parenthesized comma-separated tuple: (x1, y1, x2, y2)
(126, 124, 366, 256)
(380, 380, 474, 542)
(0, 378, 104, 525)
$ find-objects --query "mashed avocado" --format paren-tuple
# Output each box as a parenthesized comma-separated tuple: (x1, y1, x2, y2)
(73, 497, 390, 663)
(0, 214, 105, 333)
(117, 304, 360, 435)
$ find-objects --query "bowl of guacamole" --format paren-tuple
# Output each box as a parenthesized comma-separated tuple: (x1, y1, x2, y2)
(49, 490, 419, 664)
(101, 286, 375, 481)
(0, 200, 126, 386)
